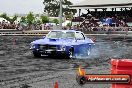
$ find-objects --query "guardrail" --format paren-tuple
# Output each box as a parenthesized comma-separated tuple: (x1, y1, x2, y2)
(0, 29, 132, 36)
(0, 30, 50, 36)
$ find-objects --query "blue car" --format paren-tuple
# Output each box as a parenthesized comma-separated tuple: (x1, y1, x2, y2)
(30, 30, 94, 59)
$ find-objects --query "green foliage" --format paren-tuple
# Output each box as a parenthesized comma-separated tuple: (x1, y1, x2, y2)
(65, 12, 73, 20)
(52, 19, 59, 25)
(66, 22, 71, 27)
(35, 20, 42, 25)
(41, 15, 49, 23)
(0, 13, 18, 24)
(26, 12, 35, 25)
(37, 20, 42, 25)
(43, 0, 77, 17)
(20, 17, 26, 23)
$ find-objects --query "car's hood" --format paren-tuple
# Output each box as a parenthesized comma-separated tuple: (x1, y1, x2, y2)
(31, 38, 75, 45)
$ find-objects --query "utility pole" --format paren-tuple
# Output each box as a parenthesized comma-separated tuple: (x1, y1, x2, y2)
(59, 0, 63, 30)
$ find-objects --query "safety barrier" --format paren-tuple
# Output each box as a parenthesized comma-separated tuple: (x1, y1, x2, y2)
(0, 30, 50, 36)
(0, 29, 132, 36)
(54, 82, 58, 88)
(0, 32, 65, 36)
(111, 59, 132, 88)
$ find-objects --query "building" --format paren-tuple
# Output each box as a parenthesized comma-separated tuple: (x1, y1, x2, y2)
(70, 0, 132, 27)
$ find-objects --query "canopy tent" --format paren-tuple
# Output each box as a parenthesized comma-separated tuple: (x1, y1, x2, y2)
(70, 0, 132, 9)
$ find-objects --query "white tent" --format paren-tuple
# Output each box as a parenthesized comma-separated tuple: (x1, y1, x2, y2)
(70, 0, 132, 9)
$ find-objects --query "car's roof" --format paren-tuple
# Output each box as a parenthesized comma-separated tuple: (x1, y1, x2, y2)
(50, 30, 81, 33)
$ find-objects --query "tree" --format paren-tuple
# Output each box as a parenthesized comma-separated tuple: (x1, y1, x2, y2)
(66, 22, 71, 27)
(26, 12, 35, 25)
(0, 13, 18, 24)
(52, 19, 59, 25)
(41, 15, 49, 24)
(65, 12, 73, 26)
(36, 20, 42, 25)
(43, 0, 77, 17)
(20, 16, 28, 29)
(20, 17, 26, 23)
(26, 12, 35, 30)
(65, 12, 73, 20)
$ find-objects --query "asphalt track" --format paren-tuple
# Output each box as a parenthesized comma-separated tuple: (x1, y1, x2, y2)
(0, 35, 131, 88)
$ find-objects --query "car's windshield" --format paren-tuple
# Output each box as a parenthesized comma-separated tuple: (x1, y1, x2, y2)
(64, 32, 75, 38)
(46, 31, 75, 39)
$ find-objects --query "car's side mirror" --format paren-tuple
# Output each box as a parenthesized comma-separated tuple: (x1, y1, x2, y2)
(76, 38, 83, 40)
(76, 38, 80, 40)
(75, 38, 80, 42)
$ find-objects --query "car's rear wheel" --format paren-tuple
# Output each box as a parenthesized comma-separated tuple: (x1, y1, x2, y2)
(87, 47, 91, 56)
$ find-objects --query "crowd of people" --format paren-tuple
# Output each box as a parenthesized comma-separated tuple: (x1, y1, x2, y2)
(79, 15, 131, 28)
(1, 19, 131, 32)
(62, 25, 132, 32)
(0, 12, 132, 32)
(0, 20, 20, 29)
(80, 9, 132, 27)
(72, 10, 132, 32)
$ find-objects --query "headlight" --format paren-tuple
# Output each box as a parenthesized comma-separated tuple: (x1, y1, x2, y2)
(30, 44, 35, 49)
(60, 45, 66, 51)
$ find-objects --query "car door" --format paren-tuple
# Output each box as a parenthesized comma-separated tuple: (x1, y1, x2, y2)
(75, 32, 87, 53)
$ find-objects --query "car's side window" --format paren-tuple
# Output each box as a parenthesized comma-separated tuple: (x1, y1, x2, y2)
(81, 33, 85, 40)
(75, 32, 85, 40)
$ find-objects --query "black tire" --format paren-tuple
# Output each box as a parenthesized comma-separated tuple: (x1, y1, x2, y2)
(33, 52, 41, 57)
(87, 48, 91, 56)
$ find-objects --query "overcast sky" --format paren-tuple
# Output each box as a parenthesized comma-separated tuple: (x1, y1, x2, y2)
(0, 0, 82, 15)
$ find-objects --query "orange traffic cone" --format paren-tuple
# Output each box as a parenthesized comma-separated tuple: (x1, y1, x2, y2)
(54, 82, 58, 88)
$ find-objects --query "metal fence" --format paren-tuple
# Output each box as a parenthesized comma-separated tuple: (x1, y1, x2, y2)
(0, 27, 132, 36)
(80, 27, 132, 34)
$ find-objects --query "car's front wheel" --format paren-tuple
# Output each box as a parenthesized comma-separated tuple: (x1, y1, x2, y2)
(33, 52, 41, 57)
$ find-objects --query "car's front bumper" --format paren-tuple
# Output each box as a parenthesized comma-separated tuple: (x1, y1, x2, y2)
(33, 49, 67, 56)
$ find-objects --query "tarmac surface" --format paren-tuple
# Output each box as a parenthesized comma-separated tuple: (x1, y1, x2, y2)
(0, 35, 131, 88)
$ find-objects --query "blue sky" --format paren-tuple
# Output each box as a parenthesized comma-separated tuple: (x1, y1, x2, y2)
(0, 0, 82, 15)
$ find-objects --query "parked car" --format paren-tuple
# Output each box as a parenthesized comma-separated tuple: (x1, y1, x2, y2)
(30, 30, 94, 59)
